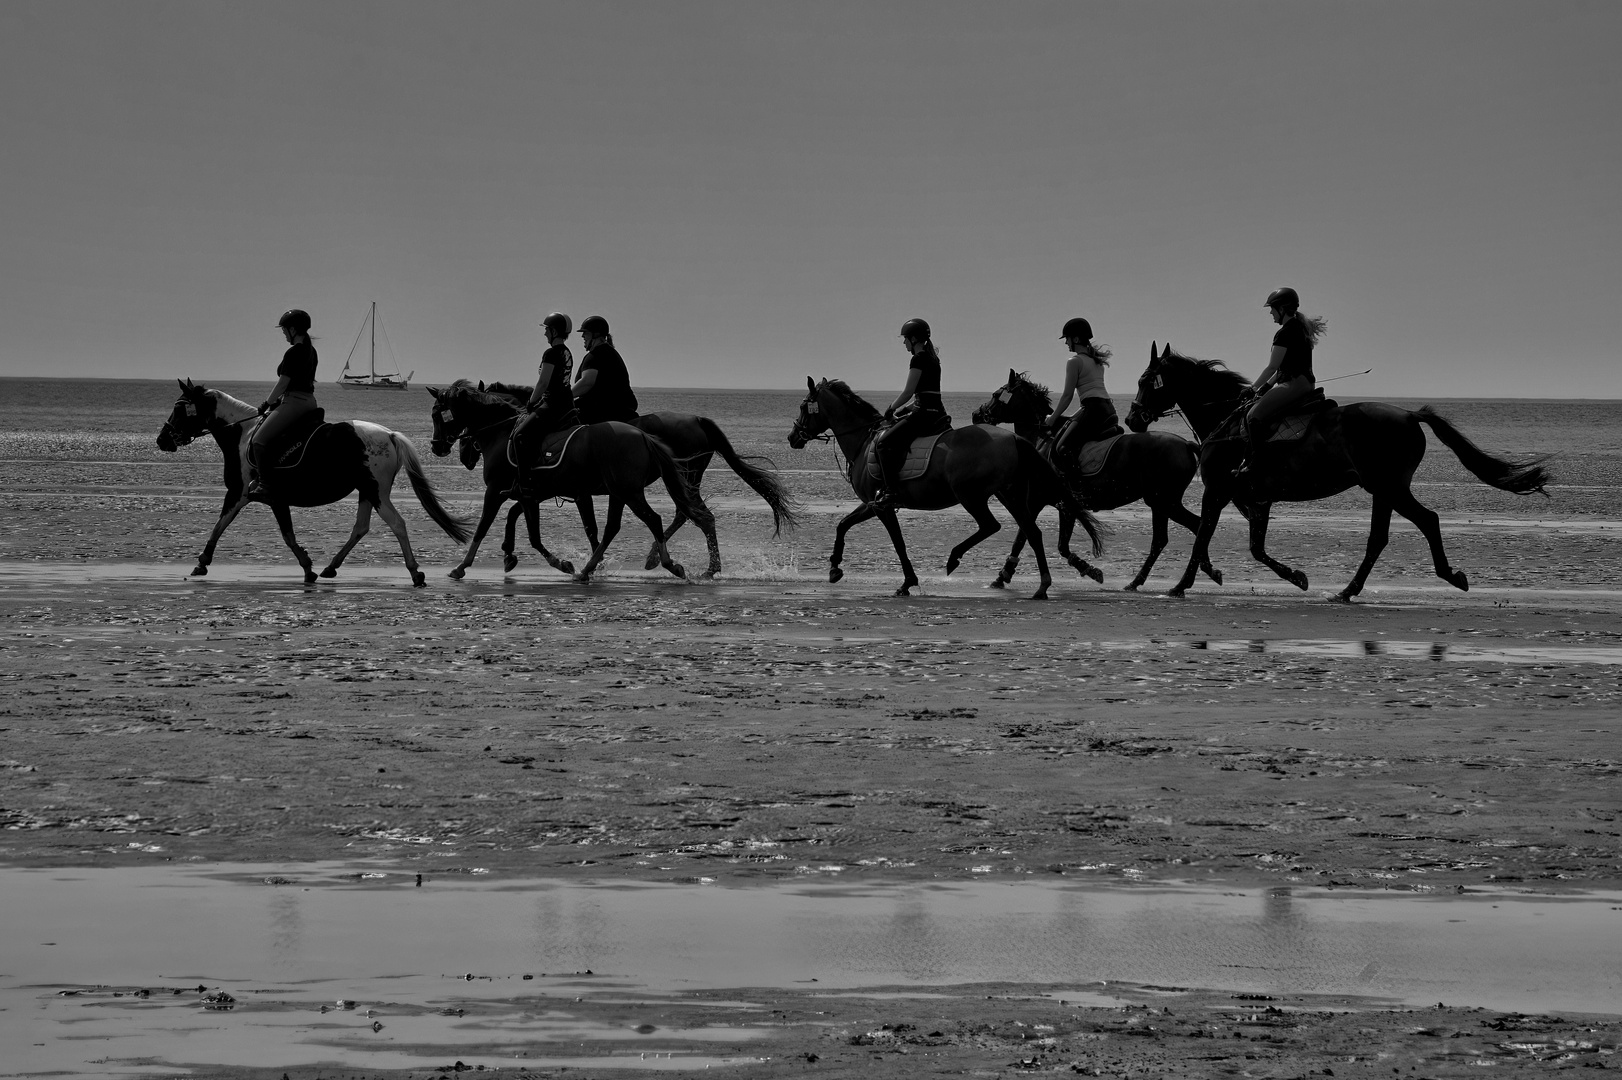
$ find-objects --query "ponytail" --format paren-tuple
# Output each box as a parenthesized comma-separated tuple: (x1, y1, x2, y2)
(1084, 341, 1113, 366)
(1295, 312, 1327, 343)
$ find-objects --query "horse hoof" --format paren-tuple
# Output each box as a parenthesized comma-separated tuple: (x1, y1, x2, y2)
(502, 555, 519, 573)
(1167, 587, 1187, 598)
(1031, 587, 1050, 600)
(1086, 568, 1104, 584)
(1123, 582, 1141, 592)
(303, 572, 318, 584)
(1451, 570, 1469, 592)
(573, 572, 592, 584)
(410, 570, 427, 588)
(190, 565, 208, 577)
(700, 570, 718, 580)
(447, 567, 466, 580)
(945, 556, 961, 575)
(644, 553, 662, 571)
(989, 577, 1007, 590)
(556, 560, 573, 575)
(319, 567, 337, 578)
(1289, 571, 1309, 590)
(1331, 590, 1356, 604)
(829, 567, 844, 584)
(669, 562, 687, 579)
(1208, 568, 1224, 586)
(894, 585, 912, 596)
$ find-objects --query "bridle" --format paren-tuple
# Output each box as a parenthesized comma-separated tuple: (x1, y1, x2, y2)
(160, 395, 255, 448)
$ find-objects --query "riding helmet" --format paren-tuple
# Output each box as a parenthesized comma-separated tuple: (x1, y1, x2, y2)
(541, 311, 573, 337)
(277, 308, 312, 333)
(899, 318, 931, 343)
(579, 314, 611, 337)
(1061, 317, 1093, 342)
(1264, 287, 1300, 313)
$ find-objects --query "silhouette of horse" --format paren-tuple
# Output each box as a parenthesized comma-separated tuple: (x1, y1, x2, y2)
(426, 380, 712, 582)
(156, 379, 471, 586)
(432, 381, 798, 578)
(1127, 343, 1551, 600)
(972, 369, 1220, 591)
(787, 377, 1103, 599)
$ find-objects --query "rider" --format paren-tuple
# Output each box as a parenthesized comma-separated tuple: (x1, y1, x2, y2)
(507, 311, 581, 498)
(247, 308, 319, 494)
(1239, 286, 1327, 474)
(1045, 316, 1121, 464)
(870, 318, 950, 509)
(572, 314, 639, 424)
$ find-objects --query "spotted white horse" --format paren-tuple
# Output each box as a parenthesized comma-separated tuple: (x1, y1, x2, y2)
(157, 379, 471, 586)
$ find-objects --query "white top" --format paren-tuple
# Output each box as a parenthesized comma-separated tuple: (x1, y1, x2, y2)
(1071, 351, 1110, 401)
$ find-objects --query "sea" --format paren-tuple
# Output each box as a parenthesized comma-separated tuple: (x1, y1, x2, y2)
(0, 377, 1618, 591)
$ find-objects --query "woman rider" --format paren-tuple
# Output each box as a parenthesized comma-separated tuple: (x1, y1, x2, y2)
(1044, 316, 1121, 465)
(571, 314, 638, 424)
(507, 311, 579, 498)
(871, 318, 950, 509)
(247, 308, 319, 493)
(1240, 286, 1327, 473)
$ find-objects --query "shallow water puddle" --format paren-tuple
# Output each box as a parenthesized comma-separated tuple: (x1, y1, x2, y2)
(4, 865, 1620, 1075)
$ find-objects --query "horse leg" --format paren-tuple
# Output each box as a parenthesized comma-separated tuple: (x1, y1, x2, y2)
(372, 493, 427, 587)
(697, 513, 722, 579)
(1126, 505, 1172, 591)
(449, 489, 505, 580)
(1390, 488, 1469, 592)
(875, 509, 920, 596)
(521, 500, 572, 574)
(575, 498, 625, 583)
(993, 528, 1027, 588)
(1336, 493, 1394, 601)
(829, 503, 880, 585)
(321, 499, 375, 579)
(1057, 508, 1104, 584)
(499, 500, 523, 572)
(945, 497, 1001, 576)
(645, 509, 685, 571)
(1247, 504, 1309, 591)
(627, 491, 687, 579)
(1169, 487, 1230, 597)
(998, 493, 1052, 600)
(1167, 500, 1223, 585)
(190, 493, 252, 576)
(268, 503, 317, 584)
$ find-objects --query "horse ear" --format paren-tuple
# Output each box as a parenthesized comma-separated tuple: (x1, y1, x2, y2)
(1150, 341, 1159, 359)
(477, 380, 485, 392)
(1008, 368, 1017, 383)
(806, 376, 816, 393)
(178, 379, 188, 391)
(426, 386, 439, 399)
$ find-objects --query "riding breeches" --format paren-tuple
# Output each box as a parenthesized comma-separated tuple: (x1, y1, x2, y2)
(249, 391, 319, 467)
(1246, 376, 1315, 438)
(875, 408, 949, 487)
(511, 404, 579, 470)
(1053, 397, 1122, 462)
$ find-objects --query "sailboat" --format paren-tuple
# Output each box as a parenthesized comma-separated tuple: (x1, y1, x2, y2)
(337, 302, 414, 390)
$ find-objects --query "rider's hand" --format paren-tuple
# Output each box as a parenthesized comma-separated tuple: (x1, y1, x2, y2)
(883, 409, 895, 422)
(257, 401, 270, 415)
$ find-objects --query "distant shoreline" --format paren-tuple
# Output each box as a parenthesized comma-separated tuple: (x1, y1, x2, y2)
(0, 375, 1615, 404)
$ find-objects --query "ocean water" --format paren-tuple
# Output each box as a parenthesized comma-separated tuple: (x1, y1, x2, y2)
(0, 376, 1617, 590)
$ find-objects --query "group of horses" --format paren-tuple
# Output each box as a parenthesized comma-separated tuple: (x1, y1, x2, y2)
(157, 343, 1549, 600)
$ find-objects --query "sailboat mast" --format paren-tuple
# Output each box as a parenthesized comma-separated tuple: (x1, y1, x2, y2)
(370, 301, 377, 378)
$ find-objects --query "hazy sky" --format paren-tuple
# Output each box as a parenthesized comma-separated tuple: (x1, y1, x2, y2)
(3, 0, 1618, 397)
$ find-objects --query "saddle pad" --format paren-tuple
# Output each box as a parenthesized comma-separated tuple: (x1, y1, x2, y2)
(1072, 432, 1128, 477)
(269, 420, 330, 470)
(531, 425, 586, 470)
(867, 431, 949, 481)
(1266, 398, 1336, 443)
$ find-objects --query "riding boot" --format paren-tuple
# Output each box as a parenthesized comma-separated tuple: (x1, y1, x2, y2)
(243, 447, 265, 499)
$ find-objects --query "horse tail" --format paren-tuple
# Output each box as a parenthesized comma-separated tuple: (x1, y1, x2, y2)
(1414, 407, 1551, 495)
(395, 433, 475, 543)
(695, 416, 801, 536)
(645, 432, 716, 533)
(1017, 436, 1106, 556)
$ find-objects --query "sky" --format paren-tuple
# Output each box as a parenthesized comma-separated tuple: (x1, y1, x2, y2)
(2, 0, 1619, 398)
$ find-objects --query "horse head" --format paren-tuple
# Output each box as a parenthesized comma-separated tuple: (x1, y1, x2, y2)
(427, 383, 474, 457)
(972, 369, 1051, 427)
(787, 376, 827, 449)
(157, 379, 217, 451)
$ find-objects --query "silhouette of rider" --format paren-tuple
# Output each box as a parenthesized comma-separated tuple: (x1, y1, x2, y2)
(870, 318, 950, 510)
(1045, 316, 1122, 465)
(247, 309, 319, 495)
(1239, 287, 1326, 476)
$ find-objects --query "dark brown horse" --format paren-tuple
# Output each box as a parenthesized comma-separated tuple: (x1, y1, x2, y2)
(156, 380, 471, 586)
(1127, 343, 1551, 600)
(972, 369, 1220, 591)
(787, 377, 1103, 599)
(427, 380, 712, 582)
(433, 381, 798, 578)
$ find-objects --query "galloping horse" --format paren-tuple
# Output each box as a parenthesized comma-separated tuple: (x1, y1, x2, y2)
(972, 369, 1220, 591)
(1127, 343, 1551, 600)
(787, 377, 1103, 599)
(156, 379, 471, 586)
(431, 381, 797, 578)
(426, 380, 713, 581)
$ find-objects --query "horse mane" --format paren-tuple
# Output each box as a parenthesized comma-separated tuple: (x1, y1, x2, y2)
(446, 378, 523, 411)
(483, 380, 531, 403)
(1159, 347, 1250, 394)
(822, 379, 882, 424)
(1010, 371, 1053, 408)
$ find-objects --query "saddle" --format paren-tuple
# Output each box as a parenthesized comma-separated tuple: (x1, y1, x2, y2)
(1251, 389, 1336, 444)
(266, 409, 328, 470)
(519, 424, 586, 471)
(1068, 432, 1128, 477)
(866, 417, 952, 482)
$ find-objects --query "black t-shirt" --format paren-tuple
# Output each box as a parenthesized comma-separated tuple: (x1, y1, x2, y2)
(578, 343, 638, 422)
(539, 344, 573, 400)
(909, 348, 943, 407)
(1272, 317, 1314, 382)
(278, 342, 318, 394)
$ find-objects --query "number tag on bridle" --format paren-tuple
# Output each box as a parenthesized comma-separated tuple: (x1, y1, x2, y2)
(806, 402, 820, 415)
(182, 403, 197, 416)
(1150, 375, 1163, 390)
(992, 389, 1004, 403)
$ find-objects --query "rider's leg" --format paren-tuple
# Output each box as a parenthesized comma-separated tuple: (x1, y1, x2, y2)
(1240, 377, 1311, 472)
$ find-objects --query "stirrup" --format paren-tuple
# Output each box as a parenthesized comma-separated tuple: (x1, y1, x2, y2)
(868, 488, 899, 511)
